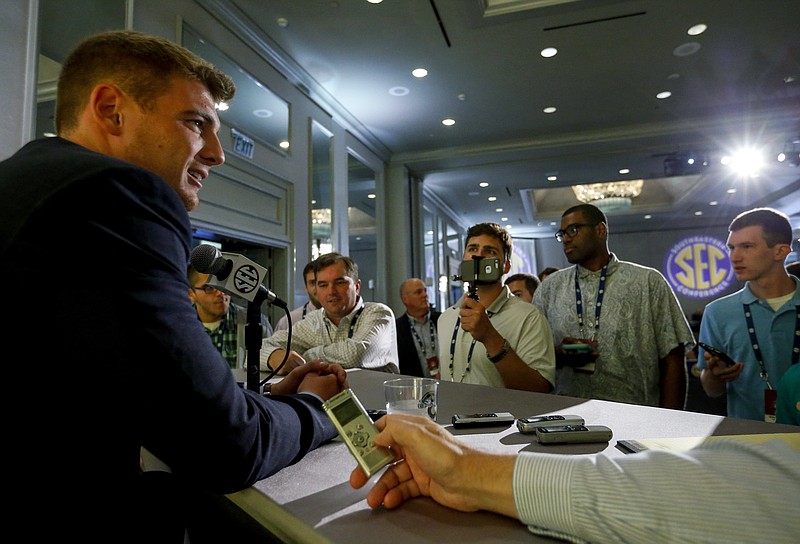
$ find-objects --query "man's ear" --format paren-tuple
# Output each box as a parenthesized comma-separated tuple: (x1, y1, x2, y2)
(503, 258, 512, 274)
(354, 278, 361, 295)
(90, 84, 125, 136)
(774, 243, 791, 261)
(596, 221, 608, 240)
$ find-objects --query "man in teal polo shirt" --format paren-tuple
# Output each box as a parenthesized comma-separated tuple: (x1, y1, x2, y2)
(699, 207, 799, 422)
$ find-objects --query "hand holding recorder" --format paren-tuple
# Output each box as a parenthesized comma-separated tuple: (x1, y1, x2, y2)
(349, 414, 519, 518)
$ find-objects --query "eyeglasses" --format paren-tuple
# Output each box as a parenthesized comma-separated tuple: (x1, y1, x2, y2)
(191, 284, 219, 294)
(554, 223, 595, 242)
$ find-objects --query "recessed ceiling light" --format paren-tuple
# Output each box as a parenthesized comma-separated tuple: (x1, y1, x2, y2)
(311, 199, 317, 205)
(727, 188, 737, 194)
(694, 211, 703, 216)
(501, 217, 508, 221)
(495, 208, 503, 212)
(543, 106, 557, 114)
(709, 201, 718, 206)
(479, 181, 489, 187)
(442, 118, 456, 126)
(216, 101, 229, 111)
(656, 91, 672, 99)
(540, 47, 558, 58)
(488, 196, 497, 202)
(411, 68, 428, 78)
(547, 175, 558, 181)
(389, 86, 409, 96)
(619, 168, 630, 174)
(673, 42, 701, 57)
(279, 141, 290, 149)
(644, 214, 652, 219)
(253, 109, 273, 118)
(687, 24, 707, 36)
(276, 17, 288, 28)
(550, 221, 557, 226)
(367, 193, 376, 199)
(506, 224, 513, 229)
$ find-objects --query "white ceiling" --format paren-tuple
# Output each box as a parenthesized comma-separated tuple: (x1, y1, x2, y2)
(219, 0, 800, 237)
(38, 0, 800, 238)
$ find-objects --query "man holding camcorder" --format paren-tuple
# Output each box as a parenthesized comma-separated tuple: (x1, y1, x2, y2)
(437, 222, 555, 392)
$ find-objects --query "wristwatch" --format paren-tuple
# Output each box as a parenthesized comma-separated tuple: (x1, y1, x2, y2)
(262, 383, 272, 396)
(488, 339, 511, 363)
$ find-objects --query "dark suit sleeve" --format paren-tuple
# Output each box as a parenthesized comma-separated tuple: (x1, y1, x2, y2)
(3, 141, 335, 496)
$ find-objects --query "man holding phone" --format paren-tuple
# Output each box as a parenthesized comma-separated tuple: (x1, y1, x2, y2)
(437, 222, 555, 392)
(533, 204, 693, 409)
(698, 207, 799, 422)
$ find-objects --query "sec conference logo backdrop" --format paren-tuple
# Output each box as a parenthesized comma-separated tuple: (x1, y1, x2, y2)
(664, 235, 734, 299)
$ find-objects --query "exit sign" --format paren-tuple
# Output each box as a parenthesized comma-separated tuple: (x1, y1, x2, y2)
(231, 128, 255, 159)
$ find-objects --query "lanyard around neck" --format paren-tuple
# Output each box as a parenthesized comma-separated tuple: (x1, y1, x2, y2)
(575, 263, 608, 340)
(347, 306, 365, 339)
(409, 313, 436, 355)
(449, 311, 495, 383)
(741, 303, 800, 389)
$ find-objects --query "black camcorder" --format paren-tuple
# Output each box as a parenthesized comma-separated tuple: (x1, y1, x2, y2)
(452, 257, 502, 284)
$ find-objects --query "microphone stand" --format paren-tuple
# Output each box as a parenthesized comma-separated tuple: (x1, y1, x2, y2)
(245, 288, 272, 393)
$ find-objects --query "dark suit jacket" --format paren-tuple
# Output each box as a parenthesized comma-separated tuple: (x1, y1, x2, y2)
(1, 138, 335, 539)
(395, 309, 442, 376)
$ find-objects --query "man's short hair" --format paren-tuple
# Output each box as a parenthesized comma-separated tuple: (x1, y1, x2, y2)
(302, 258, 317, 278)
(465, 222, 512, 261)
(504, 273, 541, 296)
(538, 266, 559, 279)
(729, 208, 792, 247)
(563, 203, 608, 227)
(314, 252, 358, 282)
(56, 30, 236, 133)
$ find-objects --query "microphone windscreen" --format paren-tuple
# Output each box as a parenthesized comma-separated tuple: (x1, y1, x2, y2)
(190, 244, 223, 275)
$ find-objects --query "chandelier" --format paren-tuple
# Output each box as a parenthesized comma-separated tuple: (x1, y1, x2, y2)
(571, 180, 644, 212)
(311, 208, 331, 225)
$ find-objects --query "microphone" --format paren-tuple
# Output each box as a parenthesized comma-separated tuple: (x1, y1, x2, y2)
(190, 244, 287, 308)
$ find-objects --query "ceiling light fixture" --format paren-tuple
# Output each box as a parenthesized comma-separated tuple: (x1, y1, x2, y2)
(442, 118, 455, 126)
(311, 208, 331, 225)
(687, 24, 707, 36)
(777, 140, 800, 166)
(572, 180, 644, 212)
(540, 47, 557, 58)
(411, 68, 428, 78)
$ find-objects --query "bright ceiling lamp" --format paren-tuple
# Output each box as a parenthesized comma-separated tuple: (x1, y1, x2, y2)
(572, 180, 644, 212)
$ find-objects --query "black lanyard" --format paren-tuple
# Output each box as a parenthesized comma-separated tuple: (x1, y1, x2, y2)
(448, 311, 495, 383)
(575, 263, 608, 340)
(741, 303, 800, 389)
(301, 301, 309, 319)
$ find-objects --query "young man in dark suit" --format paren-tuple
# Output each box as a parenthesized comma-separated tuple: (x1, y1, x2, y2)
(0, 30, 346, 542)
